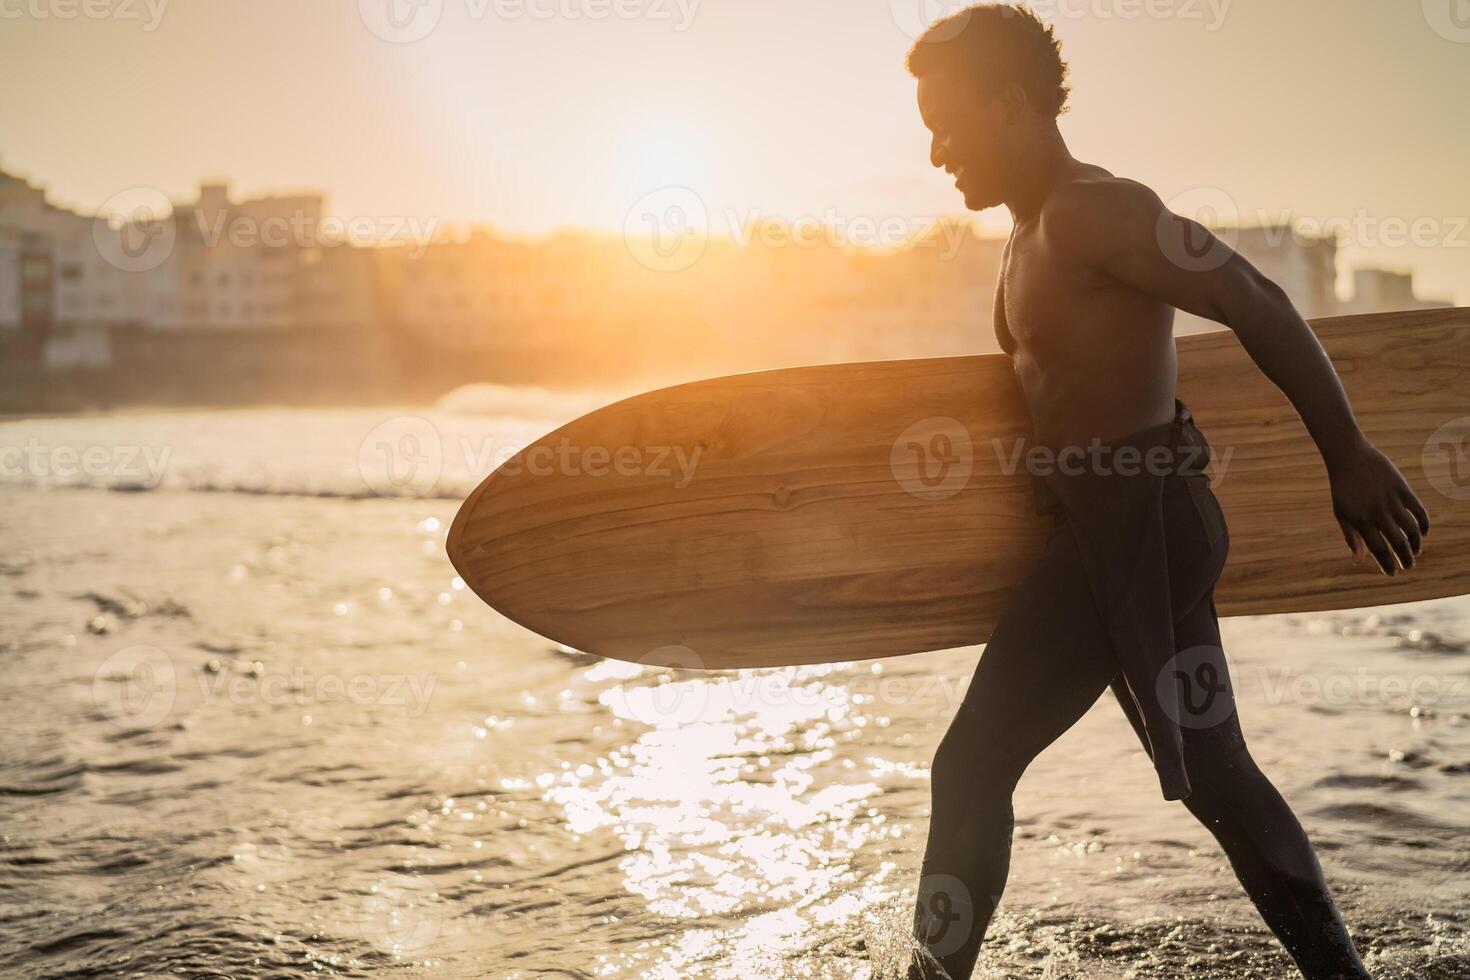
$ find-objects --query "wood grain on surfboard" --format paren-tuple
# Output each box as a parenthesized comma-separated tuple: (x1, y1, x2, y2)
(448, 307, 1470, 669)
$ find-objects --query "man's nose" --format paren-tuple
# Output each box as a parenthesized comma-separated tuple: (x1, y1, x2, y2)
(930, 136, 947, 169)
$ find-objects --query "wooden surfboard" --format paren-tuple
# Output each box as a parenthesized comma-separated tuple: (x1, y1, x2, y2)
(448, 307, 1470, 669)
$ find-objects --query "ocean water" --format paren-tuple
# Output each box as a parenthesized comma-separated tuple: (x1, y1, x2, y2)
(1, 400, 1467, 979)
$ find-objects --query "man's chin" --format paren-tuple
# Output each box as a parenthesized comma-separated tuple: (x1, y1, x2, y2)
(960, 186, 998, 212)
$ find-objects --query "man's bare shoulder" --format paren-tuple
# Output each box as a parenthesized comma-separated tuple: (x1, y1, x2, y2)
(1039, 175, 1168, 261)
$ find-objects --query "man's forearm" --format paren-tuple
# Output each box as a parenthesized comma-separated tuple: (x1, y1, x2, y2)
(1221, 278, 1369, 470)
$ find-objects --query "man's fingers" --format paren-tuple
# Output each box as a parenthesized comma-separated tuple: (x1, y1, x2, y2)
(1400, 487, 1431, 536)
(1391, 501, 1423, 557)
(1380, 515, 1414, 571)
(1359, 524, 1398, 576)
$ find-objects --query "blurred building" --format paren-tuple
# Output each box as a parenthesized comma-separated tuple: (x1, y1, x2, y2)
(1174, 223, 1450, 335)
(138, 181, 375, 330)
(1339, 267, 1453, 316)
(0, 169, 138, 367)
(0, 169, 384, 377)
(390, 230, 594, 349)
(0, 163, 1459, 405)
(1235, 225, 1341, 319)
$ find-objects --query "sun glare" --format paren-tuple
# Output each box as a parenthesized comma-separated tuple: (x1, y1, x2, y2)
(620, 115, 714, 197)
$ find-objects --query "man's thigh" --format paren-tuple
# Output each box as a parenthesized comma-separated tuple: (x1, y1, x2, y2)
(948, 522, 1121, 765)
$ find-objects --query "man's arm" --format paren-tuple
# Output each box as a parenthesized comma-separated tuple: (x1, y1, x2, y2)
(1048, 178, 1429, 575)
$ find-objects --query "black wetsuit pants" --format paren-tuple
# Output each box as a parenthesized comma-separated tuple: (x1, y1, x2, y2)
(909, 473, 1372, 979)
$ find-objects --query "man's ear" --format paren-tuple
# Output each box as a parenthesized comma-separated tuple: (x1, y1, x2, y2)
(998, 82, 1028, 123)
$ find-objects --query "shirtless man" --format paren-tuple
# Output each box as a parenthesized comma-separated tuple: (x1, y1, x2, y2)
(902, 5, 1429, 978)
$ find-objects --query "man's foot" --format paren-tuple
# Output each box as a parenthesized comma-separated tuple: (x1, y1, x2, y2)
(904, 945, 954, 979)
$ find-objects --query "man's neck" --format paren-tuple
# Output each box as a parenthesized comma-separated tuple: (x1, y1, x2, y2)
(1004, 124, 1077, 225)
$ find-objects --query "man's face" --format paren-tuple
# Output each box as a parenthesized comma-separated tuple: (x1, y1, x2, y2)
(916, 69, 1011, 212)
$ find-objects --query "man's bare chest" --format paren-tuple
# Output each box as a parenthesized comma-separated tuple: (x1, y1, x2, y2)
(1002, 240, 1088, 347)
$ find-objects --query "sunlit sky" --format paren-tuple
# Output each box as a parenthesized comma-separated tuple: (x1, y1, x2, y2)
(3, 0, 1468, 301)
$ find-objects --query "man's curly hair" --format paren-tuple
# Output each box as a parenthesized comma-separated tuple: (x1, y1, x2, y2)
(905, 3, 1071, 118)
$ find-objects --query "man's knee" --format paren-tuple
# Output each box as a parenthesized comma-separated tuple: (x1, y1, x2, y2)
(930, 718, 1031, 802)
(1179, 736, 1263, 815)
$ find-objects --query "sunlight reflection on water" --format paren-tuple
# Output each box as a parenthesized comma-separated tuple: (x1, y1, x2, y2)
(546, 662, 901, 975)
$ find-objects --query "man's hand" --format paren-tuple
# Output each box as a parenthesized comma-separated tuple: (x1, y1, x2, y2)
(1326, 443, 1430, 575)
